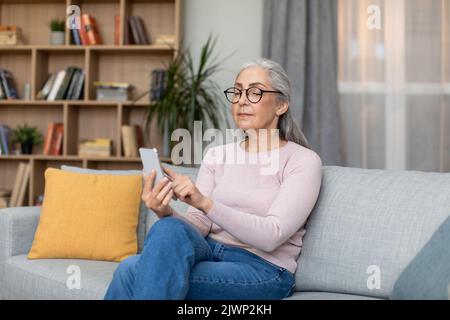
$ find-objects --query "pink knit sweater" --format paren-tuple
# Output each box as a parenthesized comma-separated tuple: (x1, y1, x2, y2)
(172, 140, 322, 274)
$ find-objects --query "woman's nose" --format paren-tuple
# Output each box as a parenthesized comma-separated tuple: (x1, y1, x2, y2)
(238, 91, 250, 105)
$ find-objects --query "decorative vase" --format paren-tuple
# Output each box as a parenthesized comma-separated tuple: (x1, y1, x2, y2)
(21, 141, 34, 155)
(50, 31, 65, 45)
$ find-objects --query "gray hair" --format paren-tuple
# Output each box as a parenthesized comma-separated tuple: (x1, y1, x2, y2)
(238, 58, 310, 149)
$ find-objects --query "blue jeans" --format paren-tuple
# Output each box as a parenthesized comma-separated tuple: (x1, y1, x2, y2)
(104, 216, 295, 300)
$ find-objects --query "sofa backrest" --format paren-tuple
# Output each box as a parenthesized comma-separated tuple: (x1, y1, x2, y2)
(296, 166, 450, 299)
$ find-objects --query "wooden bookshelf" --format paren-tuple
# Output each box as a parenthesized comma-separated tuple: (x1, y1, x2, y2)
(0, 0, 181, 206)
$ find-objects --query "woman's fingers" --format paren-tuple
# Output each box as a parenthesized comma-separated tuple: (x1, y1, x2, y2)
(142, 169, 156, 195)
(151, 177, 171, 196)
(155, 181, 172, 202)
(162, 189, 173, 206)
(162, 165, 177, 180)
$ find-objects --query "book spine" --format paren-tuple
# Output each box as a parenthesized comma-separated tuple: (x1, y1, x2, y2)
(136, 16, 150, 45)
(52, 124, 64, 155)
(71, 28, 82, 45)
(79, 15, 90, 45)
(66, 70, 79, 100)
(0, 125, 6, 155)
(49, 123, 62, 155)
(129, 16, 141, 45)
(2, 70, 18, 99)
(43, 123, 55, 155)
(124, 17, 133, 45)
(74, 70, 85, 100)
(0, 75, 5, 99)
(55, 67, 75, 100)
(121, 125, 131, 157)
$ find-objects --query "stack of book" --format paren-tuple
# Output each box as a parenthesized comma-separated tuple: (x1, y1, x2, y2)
(79, 138, 112, 157)
(43, 123, 64, 156)
(71, 14, 103, 45)
(0, 124, 12, 155)
(154, 34, 175, 46)
(150, 69, 166, 101)
(0, 188, 11, 209)
(9, 162, 31, 207)
(124, 16, 150, 45)
(94, 82, 130, 101)
(121, 125, 144, 157)
(37, 67, 85, 101)
(0, 25, 22, 45)
(0, 69, 19, 100)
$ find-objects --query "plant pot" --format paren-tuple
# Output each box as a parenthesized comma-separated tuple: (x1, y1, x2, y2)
(50, 31, 65, 45)
(21, 141, 34, 155)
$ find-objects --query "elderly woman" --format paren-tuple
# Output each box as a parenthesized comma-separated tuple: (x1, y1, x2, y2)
(104, 59, 322, 300)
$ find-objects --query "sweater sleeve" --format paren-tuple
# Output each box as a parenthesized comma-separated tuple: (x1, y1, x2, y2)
(171, 148, 216, 237)
(206, 150, 322, 252)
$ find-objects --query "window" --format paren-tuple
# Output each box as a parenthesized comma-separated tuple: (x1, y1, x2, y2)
(338, 0, 450, 172)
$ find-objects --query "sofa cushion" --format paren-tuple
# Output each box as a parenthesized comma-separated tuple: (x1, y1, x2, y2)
(390, 216, 450, 300)
(28, 168, 142, 262)
(3, 255, 116, 300)
(60, 165, 147, 253)
(61, 164, 200, 248)
(296, 166, 450, 299)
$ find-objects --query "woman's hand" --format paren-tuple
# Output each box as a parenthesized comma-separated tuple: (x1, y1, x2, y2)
(141, 169, 174, 218)
(162, 165, 213, 214)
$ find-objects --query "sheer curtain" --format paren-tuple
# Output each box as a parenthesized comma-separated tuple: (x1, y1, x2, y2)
(338, 0, 450, 172)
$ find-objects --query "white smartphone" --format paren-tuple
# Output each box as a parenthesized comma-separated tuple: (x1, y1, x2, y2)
(139, 147, 165, 184)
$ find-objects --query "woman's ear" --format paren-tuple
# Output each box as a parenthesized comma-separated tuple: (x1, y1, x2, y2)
(276, 102, 289, 116)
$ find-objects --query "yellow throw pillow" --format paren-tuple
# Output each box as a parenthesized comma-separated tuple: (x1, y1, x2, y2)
(28, 168, 142, 262)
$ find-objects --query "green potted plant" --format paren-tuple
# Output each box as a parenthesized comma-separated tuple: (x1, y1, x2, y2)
(11, 124, 43, 155)
(49, 19, 65, 45)
(135, 35, 231, 158)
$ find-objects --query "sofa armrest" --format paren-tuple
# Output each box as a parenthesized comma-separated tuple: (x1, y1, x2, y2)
(0, 206, 41, 260)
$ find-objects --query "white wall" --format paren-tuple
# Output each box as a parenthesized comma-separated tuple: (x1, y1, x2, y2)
(182, 0, 264, 128)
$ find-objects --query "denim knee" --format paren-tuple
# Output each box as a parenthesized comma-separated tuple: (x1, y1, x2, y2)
(113, 255, 139, 281)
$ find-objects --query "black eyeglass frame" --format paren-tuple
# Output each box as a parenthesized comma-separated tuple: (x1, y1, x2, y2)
(223, 87, 283, 104)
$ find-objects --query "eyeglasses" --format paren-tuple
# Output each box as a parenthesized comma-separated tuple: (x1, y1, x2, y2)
(223, 87, 283, 104)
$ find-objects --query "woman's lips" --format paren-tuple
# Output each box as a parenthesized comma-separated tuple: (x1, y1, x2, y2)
(237, 113, 253, 117)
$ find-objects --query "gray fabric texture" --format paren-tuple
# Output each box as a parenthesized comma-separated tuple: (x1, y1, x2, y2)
(390, 216, 450, 300)
(296, 166, 450, 299)
(263, 0, 342, 166)
(3, 254, 116, 300)
(286, 291, 382, 300)
(0, 206, 41, 299)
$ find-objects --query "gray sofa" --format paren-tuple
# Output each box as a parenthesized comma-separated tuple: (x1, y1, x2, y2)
(1, 165, 449, 300)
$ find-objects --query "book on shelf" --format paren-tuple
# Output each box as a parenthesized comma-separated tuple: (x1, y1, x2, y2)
(38, 67, 84, 101)
(121, 125, 144, 157)
(71, 27, 82, 45)
(80, 14, 103, 45)
(150, 69, 166, 101)
(154, 34, 176, 46)
(43, 123, 63, 156)
(0, 124, 12, 155)
(0, 25, 22, 45)
(0, 69, 19, 100)
(9, 162, 30, 207)
(0, 188, 11, 209)
(79, 138, 112, 157)
(126, 16, 150, 45)
(94, 81, 130, 101)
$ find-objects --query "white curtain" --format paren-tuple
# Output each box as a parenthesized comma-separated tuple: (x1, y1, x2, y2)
(338, 0, 450, 172)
